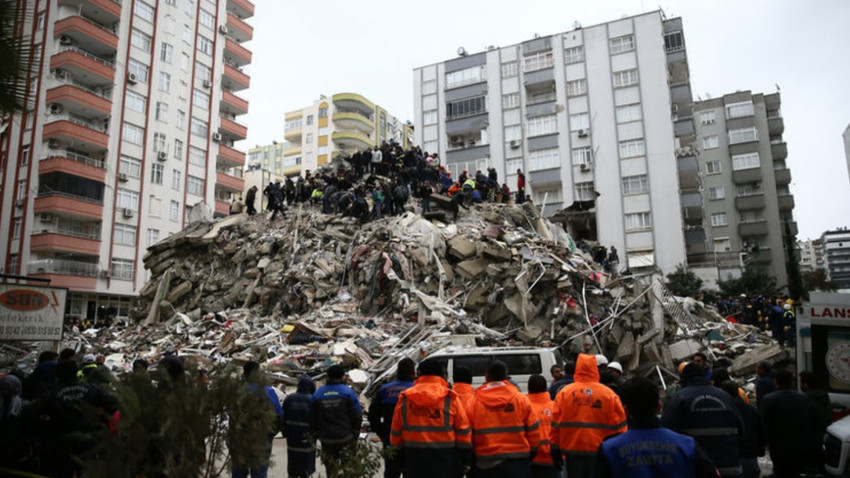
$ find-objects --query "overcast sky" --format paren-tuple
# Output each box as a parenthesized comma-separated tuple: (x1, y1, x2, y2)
(241, 0, 850, 240)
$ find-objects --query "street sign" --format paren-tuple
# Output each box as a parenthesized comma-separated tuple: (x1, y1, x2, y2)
(0, 284, 67, 340)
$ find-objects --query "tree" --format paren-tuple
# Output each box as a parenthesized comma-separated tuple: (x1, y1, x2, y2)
(717, 266, 779, 298)
(802, 268, 838, 296)
(0, 0, 36, 115)
(665, 264, 703, 298)
(783, 219, 805, 301)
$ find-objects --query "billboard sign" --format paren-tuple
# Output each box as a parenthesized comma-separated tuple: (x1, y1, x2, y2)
(0, 284, 67, 340)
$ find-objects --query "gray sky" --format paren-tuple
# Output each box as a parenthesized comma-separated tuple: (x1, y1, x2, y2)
(242, 0, 850, 240)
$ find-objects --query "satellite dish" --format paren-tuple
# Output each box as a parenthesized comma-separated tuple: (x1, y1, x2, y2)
(457, 47, 467, 57)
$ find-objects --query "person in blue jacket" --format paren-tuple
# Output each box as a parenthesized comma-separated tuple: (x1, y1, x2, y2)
(282, 375, 317, 478)
(368, 358, 416, 478)
(233, 361, 283, 478)
(596, 377, 717, 478)
(310, 365, 363, 478)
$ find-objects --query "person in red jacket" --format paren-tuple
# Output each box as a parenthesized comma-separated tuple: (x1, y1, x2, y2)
(550, 353, 627, 478)
(468, 360, 540, 478)
(527, 375, 560, 478)
(516, 169, 526, 204)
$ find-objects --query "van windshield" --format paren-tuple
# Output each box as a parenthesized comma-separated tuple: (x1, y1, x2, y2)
(452, 353, 542, 377)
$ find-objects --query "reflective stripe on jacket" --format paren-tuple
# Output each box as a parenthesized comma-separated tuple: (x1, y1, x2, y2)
(550, 354, 627, 456)
(390, 375, 472, 451)
(469, 380, 540, 469)
(527, 391, 554, 466)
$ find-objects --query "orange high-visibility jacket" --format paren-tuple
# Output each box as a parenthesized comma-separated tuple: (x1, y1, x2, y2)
(527, 391, 554, 466)
(390, 375, 472, 452)
(453, 382, 475, 415)
(550, 354, 627, 456)
(468, 380, 541, 469)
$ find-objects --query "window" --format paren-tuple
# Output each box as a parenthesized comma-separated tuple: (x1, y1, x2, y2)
(729, 127, 758, 144)
(177, 110, 185, 129)
(187, 175, 204, 195)
(149, 195, 161, 216)
(36, 11, 45, 30)
(155, 102, 168, 121)
(285, 118, 302, 130)
(199, 9, 215, 28)
(117, 188, 139, 210)
(574, 181, 596, 201)
(423, 110, 438, 125)
(664, 32, 684, 52)
(523, 51, 554, 72)
(114, 224, 137, 245)
(153, 132, 167, 152)
(569, 113, 589, 132)
(702, 135, 719, 149)
(699, 110, 716, 125)
(501, 62, 518, 78)
(193, 89, 210, 110)
(191, 118, 208, 137)
(708, 186, 725, 200)
(446, 66, 486, 89)
(21, 145, 29, 165)
(17, 180, 25, 198)
(147, 229, 160, 247)
(528, 115, 557, 137)
(422, 80, 437, 95)
(504, 125, 522, 143)
(706, 160, 722, 175)
(158, 72, 171, 93)
(566, 79, 587, 97)
(726, 101, 754, 118)
(195, 62, 211, 81)
(305, 133, 313, 144)
(616, 104, 642, 123)
(619, 139, 645, 158)
(151, 163, 163, 184)
(529, 148, 559, 171)
(189, 146, 205, 166)
(12, 219, 21, 239)
(711, 212, 729, 227)
(423, 140, 438, 154)
(305, 115, 314, 125)
(318, 126, 329, 136)
(565, 46, 584, 64)
(736, 184, 760, 197)
(740, 211, 763, 223)
(318, 145, 328, 155)
(533, 188, 562, 204)
(318, 107, 328, 118)
(502, 93, 520, 109)
(120, 155, 142, 178)
(170, 201, 179, 222)
(625, 212, 652, 231)
(165, 0, 175, 5)
(180, 52, 190, 71)
(134, 1, 155, 22)
(178, 80, 187, 99)
(446, 96, 486, 119)
(174, 139, 183, 159)
(622, 175, 648, 195)
(183, 25, 193, 45)
(125, 90, 146, 113)
(731, 152, 760, 170)
(573, 147, 592, 165)
(184, 0, 194, 15)
(111, 259, 134, 280)
(131, 29, 152, 52)
(160, 43, 173, 63)
(197, 35, 213, 55)
(122, 122, 144, 145)
(128, 59, 149, 83)
(613, 69, 639, 88)
(609, 35, 635, 54)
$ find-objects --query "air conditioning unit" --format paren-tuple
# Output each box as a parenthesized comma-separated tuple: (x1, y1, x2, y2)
(509, 140, 520, 149)
(203, 79, 212, 89)
(49, 103, 63, 114)
(59, 35, 72, 46)
(118, 172, 129, 182)
(40, 213, 52, 223)
(127, 71, 138, 84)
(99, 270, 110, 278)
(212, 132, 223, 142)
(219, 25, 229, 35)
(577, 129, 589, 138)
(47, 139, 60, 149)
(580, 163, 592, 172)
(122, 208, 134, 218)
(157, 151, 168, 161)
(15, 199, 24, 208)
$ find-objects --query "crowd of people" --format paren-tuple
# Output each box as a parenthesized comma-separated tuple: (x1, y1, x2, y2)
(713, 294, 798, 347)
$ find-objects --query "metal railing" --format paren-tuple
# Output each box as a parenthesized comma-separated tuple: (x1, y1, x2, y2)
(58, 45, 114, 68)
(41, 151, 105, 169)
(47, 113, 104, 132)
(74, 13, 117, 35)
(53, 71, 113, 99)
(27, 259, 99, 277)
(37, 189, 104, 205)
(35, 222, 101, 240)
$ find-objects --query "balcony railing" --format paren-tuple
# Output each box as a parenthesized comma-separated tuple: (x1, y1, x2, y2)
(53, 71, 113, 99)
(41, 151, 105, 169)
(58, 45, 114, 68)
(37, 189, 104, 205)
(37, 222, 100, 240)
(49, 113, 103, 131)
(28, 259, 99, 277)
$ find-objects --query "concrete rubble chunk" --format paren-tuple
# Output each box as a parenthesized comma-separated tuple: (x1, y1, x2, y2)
(448, 236, 476, 260)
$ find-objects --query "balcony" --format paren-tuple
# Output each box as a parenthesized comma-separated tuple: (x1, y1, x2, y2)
(46, 83, 112, 117)
(735, 193, 766, 211)
(784, 221, 799, 237)
(332, 111, 373, 133)
(34, 192, 104, 220)
(284, 128, 302, 141)
(731, 167, 763, 185)
(222, 64, 250, 91)
(774, 168, 791, 185)
(217, 144, 245, 169)
(27, 258, 99, 290)
(31, 232, 101, 256)
(43, 116, 109, 151)
(220, 116, 247, 141)
(214, 199, 230, 217)
(284, 145, 302, 157)
(216, 171, 244, 192)
(50, 46, 115, 86)
(226, 13, 253, 43)
(221, 89, 248, 116)
(58, 0, 121, 24)
(768, 116, 784, 135)
(227, 0, 255, 19)
(332, 93, 374, 116)
(739, 220, 769, 237)
(54, 15, 119, 56)
(224, 38, 252, 67)
(523, 67, 555, 88)
(39, 152, 106, 183)
(332, 130, 373, 151)
(778, 194, 795, 211)
(771, 142, 787, 160)
(748, 249, 773, 265)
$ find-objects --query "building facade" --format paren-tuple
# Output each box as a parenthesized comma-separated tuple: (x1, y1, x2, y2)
(282, 93, 413, 177)
(821, 229, 850, 289)
(412, 11, 691, 273)
(0, 0, 254, 320)
(691, 91, 796, 287)
(844, 123, 850, 188)
(798, 239, 821, 274)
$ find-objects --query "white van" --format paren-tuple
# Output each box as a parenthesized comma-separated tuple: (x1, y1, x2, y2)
(426, 346, 563, 393)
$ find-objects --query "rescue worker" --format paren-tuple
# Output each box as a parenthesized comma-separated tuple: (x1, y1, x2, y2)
(527, 375, 559, 478)
(389, 359, 472, 478)
(595, 377, 718, 478)
(548, 361, 574, 400)
(452, 366, 475, 414)
(282, 375, 317, 478)
(310, 365, 362, 478)
(77, 353, 98, 382)
(368, 358, 416, 478)
(550, 353, 627, 478)
(468, 360, 540, 478)
(232, 361, 284, 478)
(782, 303, 796, 346)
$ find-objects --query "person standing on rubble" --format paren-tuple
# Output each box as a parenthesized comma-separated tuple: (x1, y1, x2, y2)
(390, 358, 472, 478)
(283, 375, 317, 478)
(310, 365, 362, 478)
(516, 169, 526, 204)
(550, 353, 627, 478)
(369, 358, 416, 478)
(245, 185, 258, 216)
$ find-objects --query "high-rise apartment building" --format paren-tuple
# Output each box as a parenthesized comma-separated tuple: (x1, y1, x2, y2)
(282, 93, 413, 176)
(821, 229, 850, 289)
(844, 123, 850, 187)
(0, 0, 254, 320)
(798, 239, 821, 274)
(691, 91, 796, 287)
(412, 11, 692, 273)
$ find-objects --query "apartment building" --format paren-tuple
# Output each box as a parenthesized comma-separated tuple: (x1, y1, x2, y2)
(691, 91, 796, 287)
(282, 93, 414, 176)
(844, 123, 850, 187)
(798, 239, 821, 274)
(412, 11, 692, 273)
(0, 0, 254, 320)
(821, 229, 850, 289)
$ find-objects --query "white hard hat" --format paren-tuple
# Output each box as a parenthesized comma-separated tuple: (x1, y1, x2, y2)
(595, 354, 609, 367)
(607, 361, 623, 373)
(82, 354, 96, 365)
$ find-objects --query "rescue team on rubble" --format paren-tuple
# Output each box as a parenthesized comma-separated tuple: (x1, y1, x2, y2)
(713, 294, 798, 347)
(0, 348, 831, 478)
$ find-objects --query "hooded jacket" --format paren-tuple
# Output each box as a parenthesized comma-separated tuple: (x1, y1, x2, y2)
(368, 378, 414, 443)
(468, 380, 540, 469)
(527, 391, 554, 466)
(283, 376, 316, 451)
(550, 354, 627, 456)
(453, 382, 475, 415)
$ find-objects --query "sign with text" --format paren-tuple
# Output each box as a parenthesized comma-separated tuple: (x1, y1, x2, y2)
(0, 284, 67, 340)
